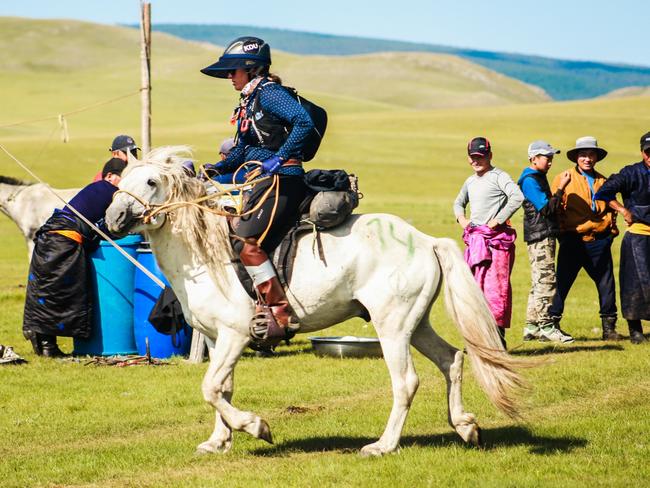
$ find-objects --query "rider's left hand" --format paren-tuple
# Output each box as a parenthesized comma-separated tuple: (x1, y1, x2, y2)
(261, 155, 283, 174)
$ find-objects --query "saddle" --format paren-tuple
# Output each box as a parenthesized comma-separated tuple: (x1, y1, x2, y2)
(230, 169, 360, 297)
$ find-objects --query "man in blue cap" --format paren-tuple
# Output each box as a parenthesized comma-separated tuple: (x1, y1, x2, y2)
(92, 135, 139, 182)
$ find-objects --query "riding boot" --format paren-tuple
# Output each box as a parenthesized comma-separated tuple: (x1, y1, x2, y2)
(40, 335, 66, 358)
(628, 319, 647, 344)
(601, 316, 623, 341)
(240, 240, 299, 346)
(23, 328, 43, 355)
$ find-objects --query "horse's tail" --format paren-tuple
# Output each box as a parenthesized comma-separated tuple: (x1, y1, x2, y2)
(432, 237, 533, 419)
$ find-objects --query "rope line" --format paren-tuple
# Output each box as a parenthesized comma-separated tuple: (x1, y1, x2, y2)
(0, 143, 166, 290)
(0, 89, 143, 129)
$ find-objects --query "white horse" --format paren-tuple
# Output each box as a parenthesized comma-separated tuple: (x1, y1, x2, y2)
(106, 147, 529, 457)
(0, 176, 78, 258)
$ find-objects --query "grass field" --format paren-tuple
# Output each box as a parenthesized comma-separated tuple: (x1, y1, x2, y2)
(1, 18, 650, 488)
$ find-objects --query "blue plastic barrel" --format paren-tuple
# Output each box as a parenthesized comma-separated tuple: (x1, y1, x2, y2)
(73, 235, 142, 356)
(133, 244, 191, 358)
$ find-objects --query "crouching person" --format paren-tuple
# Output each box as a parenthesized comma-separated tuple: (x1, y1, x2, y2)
(23, 158, 126, 357)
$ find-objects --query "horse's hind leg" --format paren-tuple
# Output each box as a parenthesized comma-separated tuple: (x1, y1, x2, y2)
(411, 319, 481, 446)
(360, 313, 420, 457)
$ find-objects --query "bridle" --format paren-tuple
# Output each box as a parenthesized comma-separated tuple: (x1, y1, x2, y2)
(112, 167, 273, 225)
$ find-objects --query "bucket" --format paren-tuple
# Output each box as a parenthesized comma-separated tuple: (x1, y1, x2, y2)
(73, 234, 142, 356)
(133, 243, 192, 358)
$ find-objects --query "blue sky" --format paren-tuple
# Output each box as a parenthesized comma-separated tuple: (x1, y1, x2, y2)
(2, 0, 647, 66)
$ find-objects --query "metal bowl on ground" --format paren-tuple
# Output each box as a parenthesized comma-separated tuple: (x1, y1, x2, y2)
(308, 336, 383, 359)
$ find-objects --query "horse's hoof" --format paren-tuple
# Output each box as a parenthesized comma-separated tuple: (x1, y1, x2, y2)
(195, 440, 232, 455)
(456, 421, 481, 448)
(360, 442, 395, 457)
(257, 419, 274, 444)
(195, 443, 214, 455)
(475, 426, 483, 448)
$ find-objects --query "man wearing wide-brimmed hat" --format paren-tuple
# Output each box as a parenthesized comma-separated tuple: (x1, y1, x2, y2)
(594, 131, 650, 344)
(549, 136, 621, 340)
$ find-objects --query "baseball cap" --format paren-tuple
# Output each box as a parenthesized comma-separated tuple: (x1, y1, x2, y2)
(219, 138, 235, 156)
(109, 134, 139, 153)
(101, 158, 127, 178)
(640, 131, 650, 152)
(467, 137, 491, 157)
(528, 140, 561, 159)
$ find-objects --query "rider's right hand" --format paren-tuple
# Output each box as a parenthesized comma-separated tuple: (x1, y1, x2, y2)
(203, 162, 225, 178)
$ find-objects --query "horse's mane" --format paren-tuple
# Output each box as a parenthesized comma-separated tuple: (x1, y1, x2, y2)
(136, 146, 232, 283)
(0, 176, 33, 186)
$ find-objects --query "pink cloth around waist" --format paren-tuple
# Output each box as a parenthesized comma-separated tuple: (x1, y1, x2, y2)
(462, 225, 516, 328)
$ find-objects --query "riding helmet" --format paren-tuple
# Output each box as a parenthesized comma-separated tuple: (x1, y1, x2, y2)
(201, 36, 271, 78)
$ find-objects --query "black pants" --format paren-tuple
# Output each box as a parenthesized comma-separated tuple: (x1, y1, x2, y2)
(549, 233, 617, 320)
(236, 174, 308, 254)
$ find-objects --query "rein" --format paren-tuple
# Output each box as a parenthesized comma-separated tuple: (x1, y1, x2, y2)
(115, 161, 281, 246)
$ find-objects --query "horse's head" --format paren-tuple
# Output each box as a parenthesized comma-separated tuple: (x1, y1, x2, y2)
(106, 146, 197, 237)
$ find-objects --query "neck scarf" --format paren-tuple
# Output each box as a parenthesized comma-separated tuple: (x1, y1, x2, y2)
(230, 76, 265, 126)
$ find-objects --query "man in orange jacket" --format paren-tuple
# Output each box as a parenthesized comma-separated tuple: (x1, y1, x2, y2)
(549, 136, 621, 340)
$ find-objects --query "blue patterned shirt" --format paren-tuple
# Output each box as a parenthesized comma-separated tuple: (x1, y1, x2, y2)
(220, 81, 313, 176)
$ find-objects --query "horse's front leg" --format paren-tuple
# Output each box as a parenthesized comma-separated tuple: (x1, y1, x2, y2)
(197, 326, 272, 455)
(197, 369, 233, 454)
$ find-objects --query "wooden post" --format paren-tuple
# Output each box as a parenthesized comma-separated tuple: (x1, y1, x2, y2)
(188, 330, 207, 363)
(140, 2, 151, 155)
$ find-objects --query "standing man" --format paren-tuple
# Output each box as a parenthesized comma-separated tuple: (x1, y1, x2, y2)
(549, 136, 621, 340)
(518, 141, 574, 343)
(92, 135, 139, 182)
(454, 137, 524, 347)
(594, 131, 650, 343)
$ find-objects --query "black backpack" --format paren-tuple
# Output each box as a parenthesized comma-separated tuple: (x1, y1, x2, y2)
(249, 82, 327, 162)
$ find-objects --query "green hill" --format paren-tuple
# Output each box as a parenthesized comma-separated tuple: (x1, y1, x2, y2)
(148, 23, 650, 101)
(0, 17, 547, 121)
(600, 86, 650, 98)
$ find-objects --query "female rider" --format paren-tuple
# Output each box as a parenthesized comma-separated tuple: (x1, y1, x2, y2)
(201, 36, 315, 344)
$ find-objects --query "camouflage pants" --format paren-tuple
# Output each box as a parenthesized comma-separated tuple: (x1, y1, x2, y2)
(526, 237, 557, 327)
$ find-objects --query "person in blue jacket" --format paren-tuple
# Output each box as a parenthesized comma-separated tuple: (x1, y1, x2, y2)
(201, 36, 315, 346)
(517, 140, 573, 344)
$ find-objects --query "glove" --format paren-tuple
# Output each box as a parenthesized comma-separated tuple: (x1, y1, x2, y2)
(203, 162, 226, 177)
(261, 155, 283, 175)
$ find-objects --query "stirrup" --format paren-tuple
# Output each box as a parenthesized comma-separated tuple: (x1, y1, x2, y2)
(249, 305, 298, 351)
